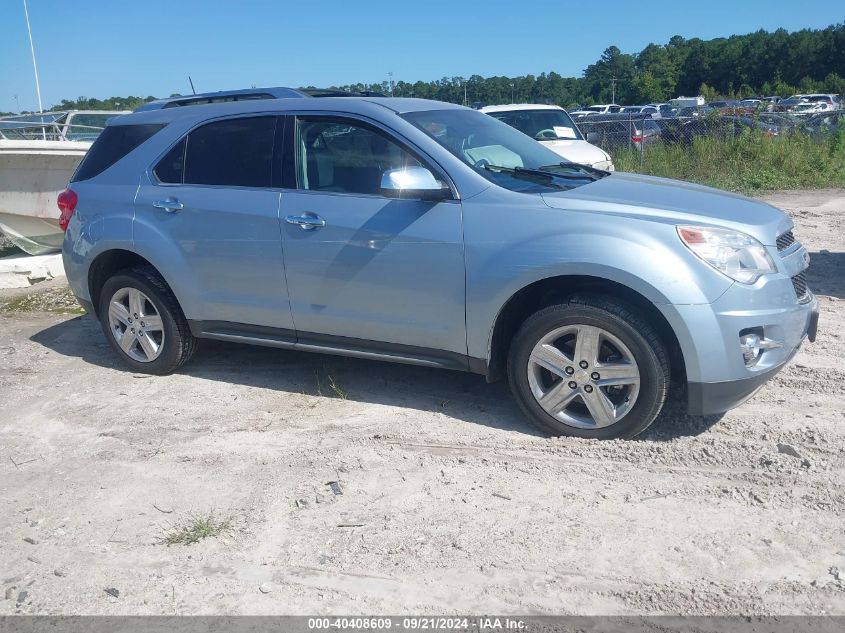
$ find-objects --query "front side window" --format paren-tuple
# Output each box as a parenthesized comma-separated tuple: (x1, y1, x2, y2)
(402, 109, 602, 193)
(487, 109, 583, 141)
(296, 118, 423, 195)
(160, 116, 276, 188)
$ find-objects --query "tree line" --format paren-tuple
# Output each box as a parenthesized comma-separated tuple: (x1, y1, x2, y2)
(20, 23, 845, 114)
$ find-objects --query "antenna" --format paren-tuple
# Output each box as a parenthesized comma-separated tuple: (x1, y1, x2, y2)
(22, 0, 43, 113)
(188, 76, 197, 95)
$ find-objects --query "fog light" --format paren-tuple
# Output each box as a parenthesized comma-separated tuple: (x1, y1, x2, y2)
(740, 333, 763, 366)
(739, 329, 783, 367)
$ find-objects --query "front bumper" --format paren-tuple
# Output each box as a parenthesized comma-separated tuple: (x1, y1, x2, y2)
(685, 294, 819, 416)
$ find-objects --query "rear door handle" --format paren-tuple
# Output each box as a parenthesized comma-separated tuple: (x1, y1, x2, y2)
(285, 213, 326, 230)
(153, 198, 183, 213)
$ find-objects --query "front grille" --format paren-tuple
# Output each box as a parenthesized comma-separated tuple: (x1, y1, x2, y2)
(791, 270, 808, 299)
(777, 230, 795, 251)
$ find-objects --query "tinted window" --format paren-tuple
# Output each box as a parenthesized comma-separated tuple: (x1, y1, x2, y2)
(297, 119, 423, 195)
(184, 117, 275, 187)
(72, 124, 164, 182)
(154, 137, 185, 184)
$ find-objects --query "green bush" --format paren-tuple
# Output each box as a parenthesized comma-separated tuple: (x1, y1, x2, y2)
(612, 129, 845, 192)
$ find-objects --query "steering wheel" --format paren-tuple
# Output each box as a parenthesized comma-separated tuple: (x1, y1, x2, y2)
(534, 129, 557, 140)
(474, 158, 491, 169)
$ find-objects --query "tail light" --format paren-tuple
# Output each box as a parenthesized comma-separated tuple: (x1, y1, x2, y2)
(57, 188, 77, 231)
(631, 135, 643, 143)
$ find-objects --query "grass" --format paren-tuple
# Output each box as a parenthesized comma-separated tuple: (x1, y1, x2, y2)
(314, 368, 348, 400)
(161, 512, 232, 546)
(611, 128, 845, 192)
(1, 286, 86, 315)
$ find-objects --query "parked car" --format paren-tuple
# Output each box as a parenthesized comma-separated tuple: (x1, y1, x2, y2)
(790, 102, 832, 117)
(620, 105, 660, 118)
(632, 118, 662, 149)
(660, 115, 779, 145)
(61, 91, 818, 439)
(788, 94, 841, 113)
(481, 104, 614, 170)
(799, 111, 844, 136)
(572, 117, 635, 151)
(569, 104, 622, 116)
(775, 97, 806, 113)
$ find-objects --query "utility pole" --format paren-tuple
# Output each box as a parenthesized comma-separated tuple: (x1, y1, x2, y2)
(22, 0, 43, 113)
(13, 94, 21, 112)
(388, 72, 394, 97)
(610, 76, 617, 104)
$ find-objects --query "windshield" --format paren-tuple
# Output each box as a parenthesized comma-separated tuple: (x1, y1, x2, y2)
(486, 108, 582, 142)
(401, 109, 600, 193)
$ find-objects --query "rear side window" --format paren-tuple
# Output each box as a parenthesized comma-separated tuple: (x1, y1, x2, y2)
(154, 138, 185, 184)
(72, 124, 164, 182)
(180, 117, 276, 188)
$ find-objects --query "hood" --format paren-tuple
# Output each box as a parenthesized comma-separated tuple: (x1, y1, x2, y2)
(541, 172, 791, 245)
(541, 139, 609, 165)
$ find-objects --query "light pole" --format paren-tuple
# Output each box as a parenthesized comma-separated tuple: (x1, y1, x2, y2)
(611, 76, 617, 104)
(388, 72, 394, 97)
(22, 0, 44, 113)
(511, 82, 515, 103)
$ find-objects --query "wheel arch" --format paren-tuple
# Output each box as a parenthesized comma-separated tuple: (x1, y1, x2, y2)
(484, 275, 686, 385)
(87, 249, 175, 317)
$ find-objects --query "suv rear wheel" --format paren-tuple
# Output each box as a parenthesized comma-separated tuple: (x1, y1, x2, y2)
(507, 295, 670, 439)
(98, 266, 196, 374)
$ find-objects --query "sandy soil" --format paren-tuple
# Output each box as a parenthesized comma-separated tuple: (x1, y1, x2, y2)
(1, 190, 843, 616)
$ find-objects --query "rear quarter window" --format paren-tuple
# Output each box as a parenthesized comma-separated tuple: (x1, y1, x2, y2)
(72, 124, 164, 182)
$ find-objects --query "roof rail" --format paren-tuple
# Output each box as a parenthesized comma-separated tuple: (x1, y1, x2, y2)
(134, 87, 307, 112)
(134, 87, 388, 112)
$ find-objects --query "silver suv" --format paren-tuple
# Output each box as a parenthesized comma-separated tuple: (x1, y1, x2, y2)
(61, 90, 819, 439)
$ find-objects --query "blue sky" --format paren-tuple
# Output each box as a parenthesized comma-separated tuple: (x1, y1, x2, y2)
(2, 0, 843, 112)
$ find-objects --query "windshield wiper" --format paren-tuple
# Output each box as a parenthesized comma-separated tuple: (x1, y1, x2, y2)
(482, 164, 595, 185)
(540, 161, 610, 179)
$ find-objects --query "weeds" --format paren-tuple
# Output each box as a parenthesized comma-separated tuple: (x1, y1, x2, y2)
(612, 130, 845, 192)
(314, 368, 347, 400)
(1, 286, 85, 315)
(161, 512, 232, 546)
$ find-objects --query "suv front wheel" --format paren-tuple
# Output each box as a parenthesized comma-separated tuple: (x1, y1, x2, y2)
(508, 295, 670, 439)
(98, 266, 197, 374)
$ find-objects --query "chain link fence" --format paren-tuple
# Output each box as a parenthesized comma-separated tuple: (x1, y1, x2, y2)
(570, 109, 844, 171)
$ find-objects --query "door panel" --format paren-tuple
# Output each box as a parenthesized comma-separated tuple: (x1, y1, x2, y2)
(135, 181, 292, 329)
(281, 190, 466, 356)
(133, 115, 293, 331)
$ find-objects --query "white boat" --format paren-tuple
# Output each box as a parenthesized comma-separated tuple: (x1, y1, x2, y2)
(0, 111, 128, 255)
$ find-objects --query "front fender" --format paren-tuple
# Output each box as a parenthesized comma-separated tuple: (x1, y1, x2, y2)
(463, 197, 733, 363)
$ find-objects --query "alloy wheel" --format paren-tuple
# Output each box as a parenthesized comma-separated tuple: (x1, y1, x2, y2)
(526, 324, 640, 429)
(107, 287, 165, 363)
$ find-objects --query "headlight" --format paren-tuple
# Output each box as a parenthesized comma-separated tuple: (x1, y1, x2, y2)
(677, 225, 776, 284)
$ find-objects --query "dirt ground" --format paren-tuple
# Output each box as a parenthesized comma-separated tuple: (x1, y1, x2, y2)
(1, 190, 843, 616)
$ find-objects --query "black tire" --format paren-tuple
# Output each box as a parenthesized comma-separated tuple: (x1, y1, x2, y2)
(97, 265, 197, 375)
(507, 295, 670, 439)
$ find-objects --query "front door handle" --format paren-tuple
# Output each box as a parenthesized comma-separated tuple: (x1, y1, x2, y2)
(153, 198, 183, 213)
(285, 214, 326, 230)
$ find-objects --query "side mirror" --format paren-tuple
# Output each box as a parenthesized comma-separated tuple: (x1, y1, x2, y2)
(585, 132, 600, 144)
(380, 166, 451, 201)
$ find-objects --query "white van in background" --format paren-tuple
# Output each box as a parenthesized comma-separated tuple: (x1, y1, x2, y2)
(481, 104, 615, 171)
